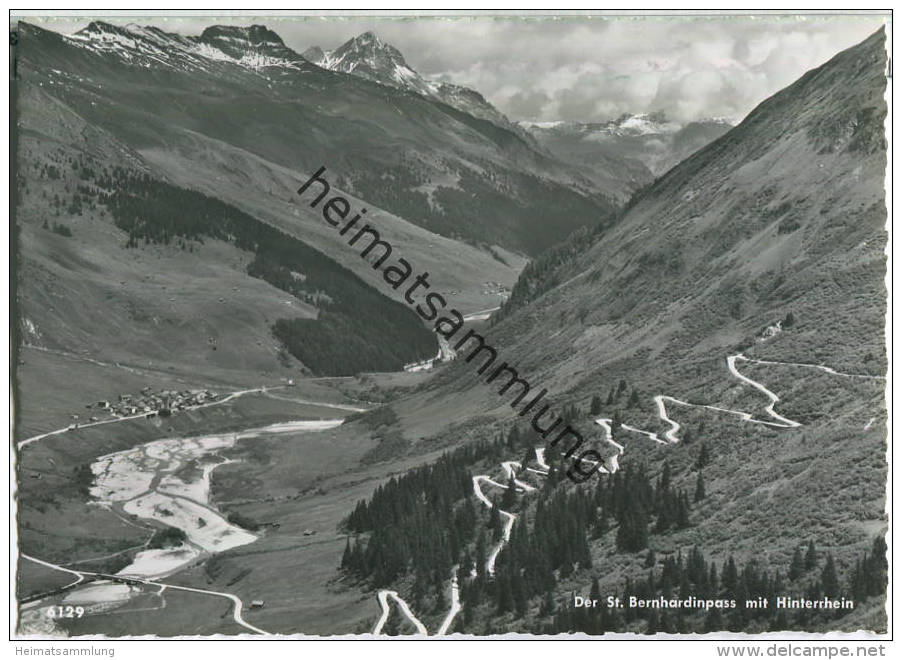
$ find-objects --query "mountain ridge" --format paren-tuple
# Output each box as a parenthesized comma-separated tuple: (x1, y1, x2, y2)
(20, 20, 627, 255)
(521, 113, 734, 177)
(496, 27, 887, 375)
(373, 28, 887, 634)
(65, 20, 319, 73)
(304, 30, 525, 134)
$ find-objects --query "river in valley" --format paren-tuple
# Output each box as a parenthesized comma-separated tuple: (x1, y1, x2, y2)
(19, 419, 344, 634)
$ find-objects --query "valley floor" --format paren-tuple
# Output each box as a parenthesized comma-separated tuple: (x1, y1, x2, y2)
(16, 335, 886, 637)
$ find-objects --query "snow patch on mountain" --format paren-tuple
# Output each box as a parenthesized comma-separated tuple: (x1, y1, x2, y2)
(306, 31, 520, 132)
(62, 21, 314, 74)
(520, 113, 735, 176)
(310, 31, 434, 97)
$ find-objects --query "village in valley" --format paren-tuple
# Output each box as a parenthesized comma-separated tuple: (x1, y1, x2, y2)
(69, 387, 221, 428)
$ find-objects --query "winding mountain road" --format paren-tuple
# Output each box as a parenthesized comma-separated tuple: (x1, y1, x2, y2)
(21, 553, 270, 635)
(436, 567, 462, 635)
(372, 590, 428, 635)
(370, 350, 884, 636)
(462, 307, 501, 322)
(501, 461, 537, 492)
(16, 348, 881, 637)
(17, 382, 353, 636)
(613, 354, 884, 446)
(373, 566, 462, 636)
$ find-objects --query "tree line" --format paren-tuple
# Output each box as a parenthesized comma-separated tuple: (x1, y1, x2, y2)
(342, 438, 501, 592)
(87, 168, 436, 375)
(546, 536, 887, 635)
(339, 419, 699, 631)
(338, 411, 885, 635)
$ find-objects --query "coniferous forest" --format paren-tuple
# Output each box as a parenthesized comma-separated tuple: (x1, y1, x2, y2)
(87, 167, 436, 375)
(338, 153, 616, 257)
(338, 420, 887, 635)
(547, 537, 887, 635)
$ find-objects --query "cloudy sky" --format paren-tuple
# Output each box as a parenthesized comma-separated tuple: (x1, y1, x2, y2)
(27, 12, 888, 123)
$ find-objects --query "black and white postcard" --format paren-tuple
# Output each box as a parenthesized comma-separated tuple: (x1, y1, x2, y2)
(9, 8, 892, 650)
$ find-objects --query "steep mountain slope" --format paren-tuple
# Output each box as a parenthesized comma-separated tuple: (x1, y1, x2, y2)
(12, 22, 889, 638)
(64, 21, 319, 73)
(523, 113, 733, 179)
(14, 84, 437, 378)
(305, 31, 519, 134)
(667, 119, 736, 173)
(18, 21, 621, 256)
(498, 33, 886, 376)
(368, 28, 888, 631)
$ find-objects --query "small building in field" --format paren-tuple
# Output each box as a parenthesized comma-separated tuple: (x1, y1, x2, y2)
(250, 600, 265, 609)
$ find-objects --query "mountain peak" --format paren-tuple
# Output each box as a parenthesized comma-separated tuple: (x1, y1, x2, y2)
(198, 24, 285, 47)
(355, 30, 382, 45)
(317, 30, 426, 93)
(192, 24, 309, 68)
(63, 21, 311, 73)
(76, 20, 131, 38)
(307, 31, 520, 132)
(301, 45, 325, 64)
(332, 30, 402, 62)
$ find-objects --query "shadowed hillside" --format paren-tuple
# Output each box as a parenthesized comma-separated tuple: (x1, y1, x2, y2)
(16, 21, 626, 256)
(345, 28, 888, 635)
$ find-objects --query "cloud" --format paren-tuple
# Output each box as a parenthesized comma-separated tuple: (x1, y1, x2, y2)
(504, 88, 552, 119)
(32, 13, 887, 123)
(344, 14, 885, 123)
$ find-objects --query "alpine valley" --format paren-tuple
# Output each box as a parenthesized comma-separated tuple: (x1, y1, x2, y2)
(12, 20, 888, 638)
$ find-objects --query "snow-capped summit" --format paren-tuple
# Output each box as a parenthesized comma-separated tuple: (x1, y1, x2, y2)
(519, 113, 734, 176)
(64, 21, 316, 73)
(305, 31, 520, 132)
(66, 21, 209, 70)
(517, 113, 683, 140)
(196, 24, 303, 65)
(611, 112, 681, 136)
(69, 20, 186, 53)
(306, 31, 434, 97)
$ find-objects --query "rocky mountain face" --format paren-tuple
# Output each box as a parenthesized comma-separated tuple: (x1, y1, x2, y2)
(522, 113, 733, 177)
(304, 31, 519, 134)
(401, 29, 887, 624)
(64, 21, 319, 73)
(311, 31, 434, 95)
(502, 33, 886, 347)
(195, 24, 307, 65)
(18, 21, 630, 257)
